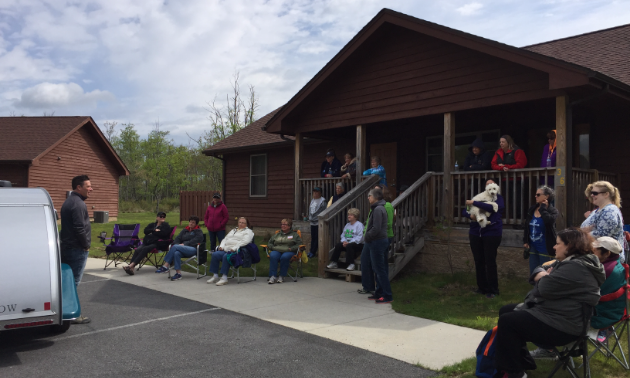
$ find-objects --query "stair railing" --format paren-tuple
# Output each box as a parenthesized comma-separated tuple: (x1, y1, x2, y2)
(390, 172, 433, 256)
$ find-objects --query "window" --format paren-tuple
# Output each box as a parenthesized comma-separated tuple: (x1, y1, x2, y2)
(426, 130, 500, 171)
(250, 154, 267, 197)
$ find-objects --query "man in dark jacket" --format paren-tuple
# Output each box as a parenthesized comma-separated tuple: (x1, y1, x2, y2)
(359, 188, 393, 303)
(155, 216, 204, 281)
(60, 174, 93, 324)
(321, 150, 342, 177)
(124, 212, 172, 275)
(463, 138, 492, 171)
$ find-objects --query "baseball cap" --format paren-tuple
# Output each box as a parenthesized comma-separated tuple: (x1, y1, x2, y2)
(313, 187, 322, 192)
(213, 193, 221, 199)
(593, 236, 622, 254)
(325, 151, 334, 157)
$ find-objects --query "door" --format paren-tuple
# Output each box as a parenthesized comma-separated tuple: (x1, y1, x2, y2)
(370, 142, 397, 200)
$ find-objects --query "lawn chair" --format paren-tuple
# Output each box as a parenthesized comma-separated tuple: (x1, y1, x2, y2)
(100, 224, 141, 270)
(580, 262, 630, 370)
(547, 303, 594, 378)
(261, 229, 307, 282)
(227, 228, 258, 284)
(168, 233, 208, 279)
(136, 226, 177, 271)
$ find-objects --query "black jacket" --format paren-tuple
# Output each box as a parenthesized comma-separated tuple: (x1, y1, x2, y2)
(143, 222, 172, 249)
(523, 203, 558, 255)
(320, 158, 342, 177)
(60, 192, 91, 251)
(173, 227, 204, 247)
(463, 138, 492, 171)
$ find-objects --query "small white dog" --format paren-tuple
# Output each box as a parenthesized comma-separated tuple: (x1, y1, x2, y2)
(468, 183, 500, 228)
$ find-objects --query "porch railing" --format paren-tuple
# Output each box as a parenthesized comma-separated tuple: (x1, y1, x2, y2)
(299, 177, 355, 220)
(390, 172, 432, 255)
(570, 168, 619, 226)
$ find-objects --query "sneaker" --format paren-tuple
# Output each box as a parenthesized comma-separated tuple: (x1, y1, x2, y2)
(216, 277, 228, 286)
(268, 276, 277, 284)
(597, 329, 609, 343)
(170, 273, 182, 281)
(71, 316, 91, 324)
(367, 295, 378, 300)
(529, 348, 557, 360)
(346, 263, 355, 271)
(155, 266, 169, 273)
(207, 276, 219, 284)
(277, 276, 284, 283)
(375, 297, 393, 304)
(357, 288, 373, 294)
(326, 261, 338, 269)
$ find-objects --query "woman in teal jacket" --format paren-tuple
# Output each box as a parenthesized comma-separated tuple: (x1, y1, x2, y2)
(591, 236, 627, 343)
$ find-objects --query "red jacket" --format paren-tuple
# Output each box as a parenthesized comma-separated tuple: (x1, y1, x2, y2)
(204, 201, 229, 232)
(491, 148, 527, 171)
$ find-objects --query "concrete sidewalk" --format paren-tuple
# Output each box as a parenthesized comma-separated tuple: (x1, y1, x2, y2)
(84, 258, 484, 370)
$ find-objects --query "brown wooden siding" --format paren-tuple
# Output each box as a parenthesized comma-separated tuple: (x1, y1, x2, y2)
(0, 163, 29, 187)
(29, 126, 121, 218)
(284, 24, 555, 132)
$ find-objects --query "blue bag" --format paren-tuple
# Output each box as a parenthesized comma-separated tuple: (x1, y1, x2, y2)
(475, 326, 498, 378)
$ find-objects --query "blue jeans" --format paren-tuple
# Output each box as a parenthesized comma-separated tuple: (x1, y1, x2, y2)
(528, 245, 553, 275)
(269, 250, 296, 277)
(164, 245, 197, 271)
(361, 239, 392, 300)
(208, 230, 226, 252)
(61, 248, 90, 286)
(209, 250, 231, 275)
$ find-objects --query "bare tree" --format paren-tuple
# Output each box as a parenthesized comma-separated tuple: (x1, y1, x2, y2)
(42, 111, 55, 117)
(103, 121, 118, 142)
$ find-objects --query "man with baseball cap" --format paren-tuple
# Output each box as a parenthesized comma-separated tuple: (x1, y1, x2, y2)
(591, 236, 626, 343)
(308, 187, 326, 258)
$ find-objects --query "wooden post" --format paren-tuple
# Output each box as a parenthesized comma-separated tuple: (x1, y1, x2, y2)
(318, 219, 329, 278)
(443, 113, 455, 224)
(356, 125, 366, 182)
(555, 95, 568, 230)
(294, 132, 303, 220)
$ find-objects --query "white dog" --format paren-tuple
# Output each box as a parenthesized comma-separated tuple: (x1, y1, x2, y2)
(467, 183, 500, 228)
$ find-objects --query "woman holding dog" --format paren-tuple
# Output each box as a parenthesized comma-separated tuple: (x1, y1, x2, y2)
(523, 186, 558, 275)
(464, 179, 504, 299)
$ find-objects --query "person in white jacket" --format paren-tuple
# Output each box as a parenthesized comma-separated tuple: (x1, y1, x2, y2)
(207, 217, 254, 286)
(326, 208, 364, 271)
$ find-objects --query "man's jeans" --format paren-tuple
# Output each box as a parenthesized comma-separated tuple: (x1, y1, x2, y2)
(61, 248, 90, 286)
(269, 250, 296, 277)
(208, 230, 226, 252)
(360, 238, 392, 300)
(164, 245, 197, 271)
(209, 250, 231, 275)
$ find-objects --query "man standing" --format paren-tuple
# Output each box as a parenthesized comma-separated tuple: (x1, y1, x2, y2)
(60, 175, 93, 324)
(204, 193, 229, 252)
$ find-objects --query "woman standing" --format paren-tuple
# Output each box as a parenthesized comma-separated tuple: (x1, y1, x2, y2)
(581, 181, 625, 261)
(206, 217, 254, 286)
(204, 193, 229, 252)
(464, 178, 504, 299)
(523, 186, 558, 275)
(491, 135, 527, 172)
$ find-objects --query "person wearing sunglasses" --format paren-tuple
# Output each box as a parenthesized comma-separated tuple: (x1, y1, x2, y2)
(124, 212, 171, 275)
(523, 186, 558, 275)
(581, 181, 626, 262)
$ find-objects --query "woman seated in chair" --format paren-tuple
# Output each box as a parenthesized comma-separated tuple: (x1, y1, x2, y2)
(327, 208, 363, 271)
(206, 217, 254, 286)
(591, 236, 627, 343)
(155, 216, 204, 281)
(494, 228, 605, 378)
(267, 219, 302, 284)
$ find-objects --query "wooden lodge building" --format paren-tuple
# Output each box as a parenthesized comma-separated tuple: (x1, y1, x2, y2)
(0, 116, 129, 220)
(204, 9, 630, 279)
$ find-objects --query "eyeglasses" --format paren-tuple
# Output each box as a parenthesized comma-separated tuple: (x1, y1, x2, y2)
(535, 193, 544, 197)
(367, 194, 373, 198)
(158, 215, 166, 218)
(281, 223, 289, 226)
(590, 191, 604, 196)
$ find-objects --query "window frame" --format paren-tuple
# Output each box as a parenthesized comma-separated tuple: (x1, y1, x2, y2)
(249, 153, 268, 198)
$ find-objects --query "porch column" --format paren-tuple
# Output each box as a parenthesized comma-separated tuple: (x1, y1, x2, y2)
(356, 125, 366, 182)
(555, 95, 571, 229)
(443, 113, 455, 224)
(293, 132, 303, 220)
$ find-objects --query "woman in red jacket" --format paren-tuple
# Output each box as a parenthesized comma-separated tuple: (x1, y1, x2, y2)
(204, 193, 229, 252)
(491, 135, 527, 172)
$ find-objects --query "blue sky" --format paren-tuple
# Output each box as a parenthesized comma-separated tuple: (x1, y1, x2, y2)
(1, 0, 628, 144)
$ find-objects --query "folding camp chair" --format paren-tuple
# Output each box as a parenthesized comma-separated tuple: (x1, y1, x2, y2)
(100, 224, 141, 270)
(137, 226, 177, 270)
(581, 262, 630, 370)
(227, 227, 258, 284)
(261, 229, 307, 282)
(547, 303, 594, 378)
(168, 233, 208, 279)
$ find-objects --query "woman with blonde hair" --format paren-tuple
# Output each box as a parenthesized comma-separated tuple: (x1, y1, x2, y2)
(581, 181, 625, 261)
(327, 208, 363, 271)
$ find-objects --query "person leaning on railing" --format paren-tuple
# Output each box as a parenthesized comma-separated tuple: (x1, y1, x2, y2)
(463, 138, 492, 171)
(523, 186, 558, 275)
(362, 156, 387, 187)
(267, 219, 302, 284)
(491, 135, 527, 172)
(340, 152, 357, 179)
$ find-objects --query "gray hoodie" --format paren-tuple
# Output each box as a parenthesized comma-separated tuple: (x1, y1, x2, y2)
(364, 199, 387, 243)
(519, 254, 605, 336)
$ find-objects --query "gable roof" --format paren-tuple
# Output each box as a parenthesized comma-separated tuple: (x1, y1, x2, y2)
(0, 116, 129, 175)
(202, 107, 293, 155)
(523, 23, 630, 87)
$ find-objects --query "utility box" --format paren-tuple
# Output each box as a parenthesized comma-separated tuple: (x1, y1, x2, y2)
(93, 211, 109, 224)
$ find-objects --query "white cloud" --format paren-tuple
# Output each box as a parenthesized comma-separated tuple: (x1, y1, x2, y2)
(456, 2, 484, 16)
(14, 82, 115, 109)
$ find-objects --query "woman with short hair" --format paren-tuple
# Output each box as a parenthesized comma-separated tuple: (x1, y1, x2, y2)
(327, 208, 363, 271)
(341, 152, 357, 179)
(362, 156, 387, 187)
(523, 186, 558, 275)
(155, 216, 204, 281)
(206, 217, 254, 286)
(267, 219, 302, 284)
(581, 180, 625, 261)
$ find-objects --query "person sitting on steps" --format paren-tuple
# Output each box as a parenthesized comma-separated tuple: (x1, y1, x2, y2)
(327, 208, 364, 271)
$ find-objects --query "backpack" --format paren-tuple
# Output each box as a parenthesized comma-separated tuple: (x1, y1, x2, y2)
(475, 326, 498, 378)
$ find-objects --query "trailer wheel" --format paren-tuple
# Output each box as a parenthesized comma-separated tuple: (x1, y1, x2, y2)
(50, 321, 71, 334)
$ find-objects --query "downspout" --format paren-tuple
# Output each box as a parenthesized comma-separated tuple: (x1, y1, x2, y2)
(213, 154, 226, 204)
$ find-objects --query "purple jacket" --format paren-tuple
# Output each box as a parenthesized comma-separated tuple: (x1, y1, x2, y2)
(463, 194, 505, 237)
(540, 144, 557, 168)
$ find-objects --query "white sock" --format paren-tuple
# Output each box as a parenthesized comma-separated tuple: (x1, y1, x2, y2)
(213, 274, 219, 279)
(221, 274, 228, 280)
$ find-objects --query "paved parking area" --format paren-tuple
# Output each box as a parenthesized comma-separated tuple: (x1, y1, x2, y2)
(0, 274, 435, 377)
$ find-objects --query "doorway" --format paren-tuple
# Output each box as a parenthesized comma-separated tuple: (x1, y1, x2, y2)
(370, 142, 397, 200)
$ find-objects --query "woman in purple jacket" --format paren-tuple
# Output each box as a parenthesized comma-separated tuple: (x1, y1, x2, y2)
(464, 178, 505, 299)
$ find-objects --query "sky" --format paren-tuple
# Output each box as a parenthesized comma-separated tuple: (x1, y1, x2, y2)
(1, 0, 629, 145)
